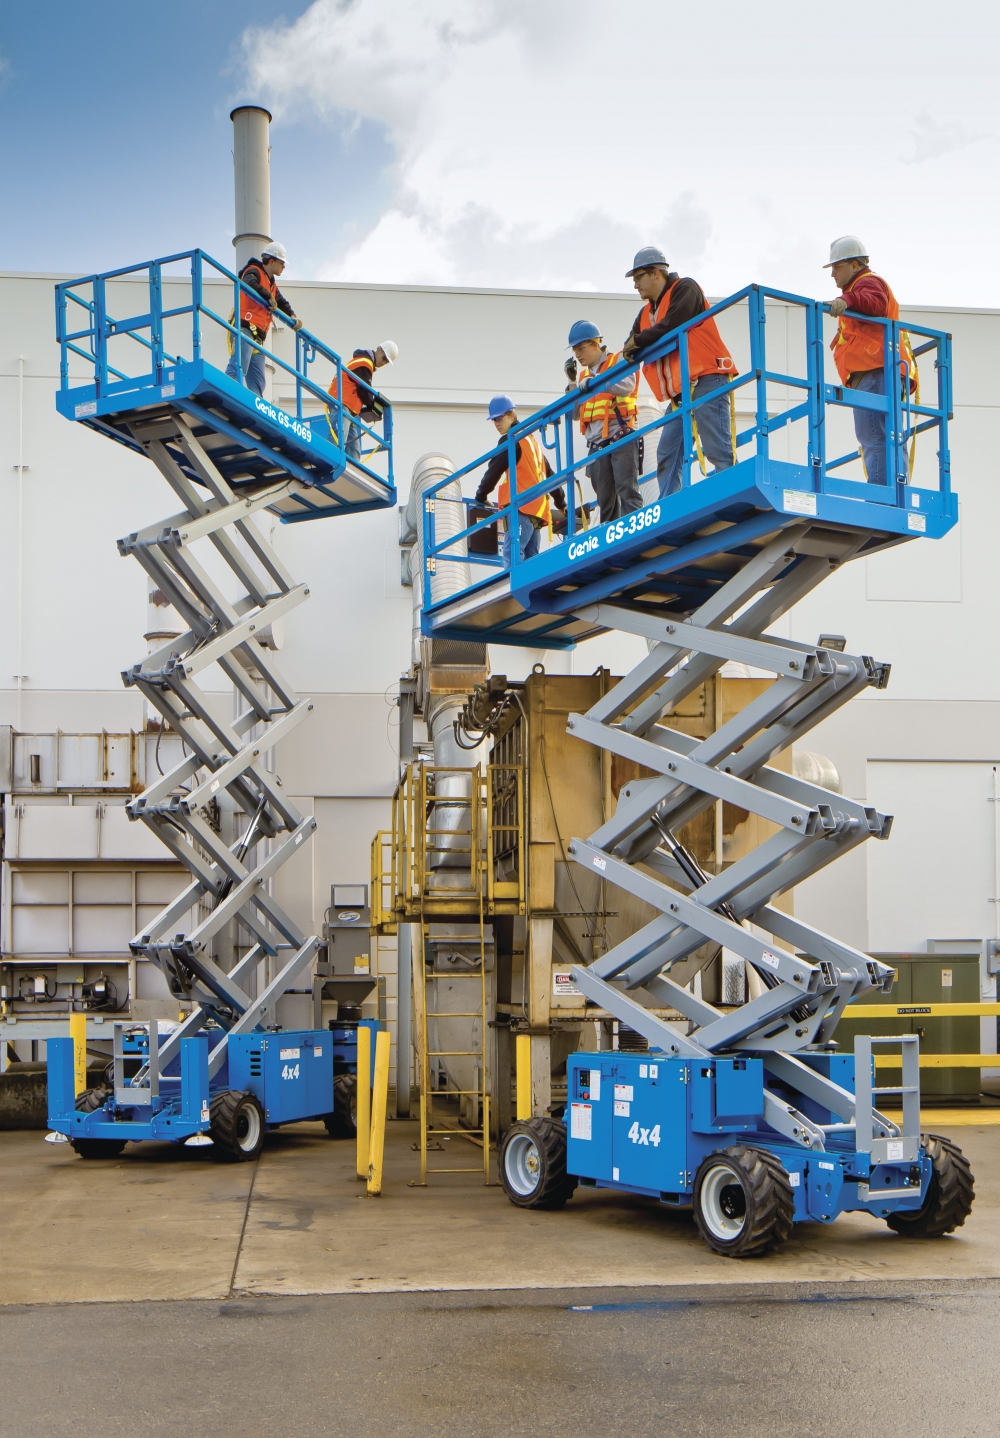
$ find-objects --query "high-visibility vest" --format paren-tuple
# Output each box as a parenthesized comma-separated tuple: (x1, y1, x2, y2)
(639, 282, 736, 402)
(498, 432, 551, 522)
(329, 354, 374, 417)
(830, 270, 914, 386)
(578, 352, 638, 438)
(237, 261, 277, 336)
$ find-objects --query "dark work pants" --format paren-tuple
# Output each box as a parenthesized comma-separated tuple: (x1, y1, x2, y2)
(587, 437, 643, 523)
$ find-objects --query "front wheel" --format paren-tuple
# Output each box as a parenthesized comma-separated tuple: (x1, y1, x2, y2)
(500, 1117, 577, 1209)
(887, 1133, 974, 1237)
(693, 1146, 794, 1258)
(323, 1073, 358, 1139)
(209, 1090, 265, 1162)
(70, 1087, 127, 1160)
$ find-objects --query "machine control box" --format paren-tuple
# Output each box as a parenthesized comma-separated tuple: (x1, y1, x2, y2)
(228, 1029, 334, 1125)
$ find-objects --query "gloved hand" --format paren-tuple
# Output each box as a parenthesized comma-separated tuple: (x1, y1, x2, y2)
(622, 334, 640, 360)
(828, 297, 847, 318)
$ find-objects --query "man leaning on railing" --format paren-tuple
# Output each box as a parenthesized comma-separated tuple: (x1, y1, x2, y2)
(225, 241, 302, 396)
(327, 341, 397, 462)
(474, 396, 566, 567)
(568, 319, 643, 523)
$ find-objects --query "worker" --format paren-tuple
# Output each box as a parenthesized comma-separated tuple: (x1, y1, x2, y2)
(826, 236, 913, 486)
(569, 320, 643, 524)
(329, 342, 398, 461)
(474, 397, 564, 567)
(621, 246, 737, 498)
(225, 242, 302, 396)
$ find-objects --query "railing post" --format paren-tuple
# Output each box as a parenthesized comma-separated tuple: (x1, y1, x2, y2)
(507, 430, 520, 567)
(150, 262, 164, 384)
(806, 298, 824, 491)
(679, 335, 693, 488)
(56, 286, 68, 390)
(233, 272, 243, 385)
(94, 277, 108, 398)
(191, 252, 202, 365)
(564, 413, 576, 536)
(749, 286, 768, 467)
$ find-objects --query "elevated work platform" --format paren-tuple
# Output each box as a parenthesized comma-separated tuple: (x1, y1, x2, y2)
(420, 283, 954, 649)
(56, 249, 395, 523)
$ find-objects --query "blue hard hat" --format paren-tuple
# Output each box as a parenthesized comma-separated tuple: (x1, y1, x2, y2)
(625, 245, 669, 277)
(567, 319, 602, 348)
(488, 394, 516, 421)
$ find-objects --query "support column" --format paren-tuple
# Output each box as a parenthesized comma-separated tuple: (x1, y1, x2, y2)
(528, 916, 553, 1116)
(395, 923, 413, 1117)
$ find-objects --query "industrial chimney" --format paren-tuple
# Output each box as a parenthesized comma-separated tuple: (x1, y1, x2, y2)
(231, 105, 273, 270)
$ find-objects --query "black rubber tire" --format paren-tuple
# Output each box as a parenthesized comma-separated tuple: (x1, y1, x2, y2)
(886, 1132, 974, 1238)
(500, 1117, 578, 1209)
(693, 1145, 795, 1258)
(209, 1089, 265, 1162)
(70, 1087, 128, 1160)
(323, 1073, 358, 1139)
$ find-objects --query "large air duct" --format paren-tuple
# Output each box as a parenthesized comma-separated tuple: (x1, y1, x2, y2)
(231, 106, 273, 271)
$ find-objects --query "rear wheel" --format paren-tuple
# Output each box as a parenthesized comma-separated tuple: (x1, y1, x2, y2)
(693, 1146, 794, 1258)
(70, 1087, 127, 1160)
(887, 1133, 974, 1237)
(209, 1090, 265, 1161)
(500, 1117, 577, 1209)
(323, 1074, 358, 1139)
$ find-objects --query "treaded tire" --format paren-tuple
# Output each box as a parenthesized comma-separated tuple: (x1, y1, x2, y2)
(500, 1117, 577, 1209)
(323, 1073, 358, 1139)
(886, 1132, 974, 1238)
(209, 1089, 265, 1162)
(693, 1145, 795, 1258)
(70, 1087, 127, 1160)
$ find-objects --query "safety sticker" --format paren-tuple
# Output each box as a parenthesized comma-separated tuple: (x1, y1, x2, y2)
(553, 971, 581, 997)
(887, 1140, 904, 1161)
(161, 384, 175, 398)
(614, 1084, 633, 1101)
(279, 1047, 301, 1060)
(758, 950, 780, 970)
(639, 1064, 648, 1078)
(570, 1102, 592, 1141)
(649, 1064, 658, 1078)
(612, 1167, 620, 1181)
(592, 854, 607, 871)
(788, 1171, 800, 1187)
(314, 1047, 323, 1057)
(587, 1071, 601, 1101)
(818, 1160, 835, 1171)
(75, 401, 98, 418)
(783, 489, 817, 516)
(614, 1100, 630, 1117)
(907, 512, 927, 532)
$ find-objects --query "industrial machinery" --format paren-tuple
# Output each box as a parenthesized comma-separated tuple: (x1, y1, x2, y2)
(419, 282, 975, 1253)
(46, 248, 394, 1157)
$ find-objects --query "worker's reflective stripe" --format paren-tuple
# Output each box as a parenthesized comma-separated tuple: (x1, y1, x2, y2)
(498, 432, 551, 521)
(239, 262, 277, 335)
(639, 283, 736, 402)
(578, 352, 638, 438)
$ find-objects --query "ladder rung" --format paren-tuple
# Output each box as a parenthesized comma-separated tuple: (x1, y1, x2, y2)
(426, 1012, 482, 1018)
(427, 1089, 483, 1097)
(873, 1085, 919, 1094)
(428, 1050, 482, 1057)
(425, 1167, 485, 1174)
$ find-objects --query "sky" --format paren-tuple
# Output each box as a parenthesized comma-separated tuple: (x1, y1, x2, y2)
(2, 0, 999, 306)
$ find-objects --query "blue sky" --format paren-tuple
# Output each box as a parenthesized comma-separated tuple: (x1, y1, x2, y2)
(0, 0, 392, 278)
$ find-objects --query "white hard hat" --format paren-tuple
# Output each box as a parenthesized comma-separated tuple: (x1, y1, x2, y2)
(378, 340, 398, 363)
(824, 235, 868, 268)
(261, 241, 287, 262)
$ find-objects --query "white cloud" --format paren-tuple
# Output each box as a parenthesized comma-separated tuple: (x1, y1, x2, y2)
(242, 0, 1000, 305)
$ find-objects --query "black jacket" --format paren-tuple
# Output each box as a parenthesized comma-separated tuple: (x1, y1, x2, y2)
(629, 273, 706, 351)
(239, 260, 296, 326)
(475, 440, 565, 511)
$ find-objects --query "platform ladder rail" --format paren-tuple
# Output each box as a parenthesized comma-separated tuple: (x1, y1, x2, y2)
(120, 411, 325, 1083)
(561, 523, 905, 1152)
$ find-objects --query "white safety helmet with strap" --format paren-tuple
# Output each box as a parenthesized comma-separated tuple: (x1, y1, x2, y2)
(261, 241, 287, 262)
(378, 340, 399, 363)
(823, 236, 868, 268)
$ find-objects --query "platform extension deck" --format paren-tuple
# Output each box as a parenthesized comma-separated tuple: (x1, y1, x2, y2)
(420, 283, 954, 649)
(55, 248, 396, 523)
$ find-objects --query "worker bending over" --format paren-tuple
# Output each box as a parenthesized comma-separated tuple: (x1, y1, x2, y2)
(225, 242, 302, 396)
(475, 397, 565, 567)
(826, 236, 912, 487)
(329, 342, 398, 461)
(622, 246, 736, 498)
(569, 320, 643, 523)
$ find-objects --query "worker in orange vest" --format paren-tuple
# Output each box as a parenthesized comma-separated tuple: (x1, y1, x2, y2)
(327, 342, 398, 462)
(826, 236, 912, 486)
(568, 320, 643, 523)
(475, 397, 564, 567)
(621, 247, 737, 498)
(225, 242, 301, 396)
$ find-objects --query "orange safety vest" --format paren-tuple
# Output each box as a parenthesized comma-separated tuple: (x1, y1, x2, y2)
(498, 432, 551, 522)
(329, 354, 374, 417)
(639, 282, 737, 402)
(577, 351, 638, 438)
(238, 261, 278, 336)
(830, 269, 914, 387)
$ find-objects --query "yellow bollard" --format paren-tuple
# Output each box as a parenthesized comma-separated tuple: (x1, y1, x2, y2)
(515, 1033, 532, 1120)
(367, 1030, 391, 1196)
(69, 1012, 87, 1096)
(356, 1024, 371, 1180)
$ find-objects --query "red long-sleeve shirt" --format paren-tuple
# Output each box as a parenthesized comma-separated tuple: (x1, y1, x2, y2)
(842, 268, 891, 315)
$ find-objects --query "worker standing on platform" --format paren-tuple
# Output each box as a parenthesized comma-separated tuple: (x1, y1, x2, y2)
(569, 320, 643, 523)
(330, 342, 398, 461)
(826, 236, 913, 487)
(621, 247, 736, 498)
(225, 242, 302, 396)
(475, 397, 564, 567)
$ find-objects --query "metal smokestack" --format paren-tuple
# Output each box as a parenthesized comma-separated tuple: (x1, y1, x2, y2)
(231, 105, 273, 270)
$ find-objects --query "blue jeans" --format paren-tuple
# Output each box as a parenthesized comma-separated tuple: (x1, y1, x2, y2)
(853, 369, 887, 485)
(656, 373, 733, 498)
(502, 512, 540, 567)
(225, 336, 266, 396)
(346, 419, 362, 463)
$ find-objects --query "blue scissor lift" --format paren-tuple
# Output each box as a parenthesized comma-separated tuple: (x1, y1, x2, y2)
(46, 250, 394, 1159)
(422, 284, 975, 1254)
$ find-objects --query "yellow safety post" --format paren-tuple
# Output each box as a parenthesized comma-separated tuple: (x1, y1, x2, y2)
(69, 1012, 87, 1096)
(515, 1033, 531, 1120)
(367, 1030, 391, 1196)
(356, 1024, 371, 1180)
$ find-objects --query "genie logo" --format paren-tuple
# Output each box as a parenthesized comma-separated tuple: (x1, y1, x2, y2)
(568, 535, 600, 560)
(254, 396, 278, 422)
